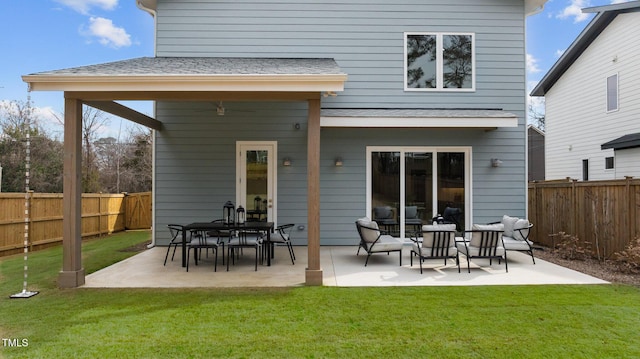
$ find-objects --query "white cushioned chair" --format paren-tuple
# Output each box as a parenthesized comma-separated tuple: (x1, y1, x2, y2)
(410, 224, 459, 273)
(355, 218, 404, 266)
(495, 215, 536, 264)
(456, 223, 507, 273)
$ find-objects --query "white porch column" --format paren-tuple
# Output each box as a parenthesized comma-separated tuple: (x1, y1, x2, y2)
(58, 97, 85, 288)
(305, 98, 322, 285)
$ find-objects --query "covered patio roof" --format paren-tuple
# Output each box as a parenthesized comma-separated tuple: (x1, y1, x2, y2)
(22, 56, 347, 288)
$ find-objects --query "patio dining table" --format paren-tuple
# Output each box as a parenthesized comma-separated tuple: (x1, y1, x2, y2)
(181, 221, 275, 268)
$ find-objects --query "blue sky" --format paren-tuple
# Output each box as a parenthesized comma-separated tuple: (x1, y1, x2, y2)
(0, 0, 634, 137)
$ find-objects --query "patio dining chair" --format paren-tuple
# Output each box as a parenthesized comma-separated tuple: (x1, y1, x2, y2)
(410, 224, 460, 273)
(271, 223, 296, 265)
(456, 224, 507, 273)
(227, 230, 263, 271)
(164, 224, 186, 266)
(186, 229, 220, 272)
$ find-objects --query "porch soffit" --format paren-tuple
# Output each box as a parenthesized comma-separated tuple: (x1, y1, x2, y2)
(22, 57, 347, 94)
(320, 109, 518, 129)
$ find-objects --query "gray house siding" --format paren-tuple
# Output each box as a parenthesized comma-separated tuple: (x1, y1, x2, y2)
(153, 0, 529, 245)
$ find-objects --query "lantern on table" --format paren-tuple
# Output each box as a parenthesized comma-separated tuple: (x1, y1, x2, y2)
(223, 201, 235, 224)
(236, 205, 245, 225)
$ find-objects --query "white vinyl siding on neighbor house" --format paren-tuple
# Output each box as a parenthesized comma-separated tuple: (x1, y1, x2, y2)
(614, 149, 640, 178)
(545, 12, 640, 181)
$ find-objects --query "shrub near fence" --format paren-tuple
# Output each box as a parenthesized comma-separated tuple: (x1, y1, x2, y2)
(529, 178, 640, 259)
(0, 192, 151, 257)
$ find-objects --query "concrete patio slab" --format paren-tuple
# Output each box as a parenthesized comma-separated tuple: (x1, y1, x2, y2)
(83, 245, 608, 288)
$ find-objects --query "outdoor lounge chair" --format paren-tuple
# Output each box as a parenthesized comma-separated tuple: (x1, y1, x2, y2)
(355, 218, 404, 266)
(410, 224, 460, 273)
(494, 215, 536, 264)
(456, 224, 507, 273)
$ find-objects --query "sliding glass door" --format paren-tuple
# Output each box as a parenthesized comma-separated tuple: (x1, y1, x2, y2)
(368, 147, 469, 238)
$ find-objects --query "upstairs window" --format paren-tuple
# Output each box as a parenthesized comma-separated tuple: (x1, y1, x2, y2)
(606, 74, 618, 112)
(405, 32, 475, 91)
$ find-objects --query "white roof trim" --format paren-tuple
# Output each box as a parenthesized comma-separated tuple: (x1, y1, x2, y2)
(23, 74, 347, 92)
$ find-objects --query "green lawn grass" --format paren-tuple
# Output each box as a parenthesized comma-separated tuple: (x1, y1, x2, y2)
(1, 231, 640, 358)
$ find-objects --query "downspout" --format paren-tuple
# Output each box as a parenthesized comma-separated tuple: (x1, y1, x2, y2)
(136, 0, 159, 249)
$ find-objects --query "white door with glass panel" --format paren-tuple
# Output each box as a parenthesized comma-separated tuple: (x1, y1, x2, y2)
(236, 141, 277, 223)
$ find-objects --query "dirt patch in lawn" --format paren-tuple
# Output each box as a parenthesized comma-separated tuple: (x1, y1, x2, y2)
(119, 240, 152, 253)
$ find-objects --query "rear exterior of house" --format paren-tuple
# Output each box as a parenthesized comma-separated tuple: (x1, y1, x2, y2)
(148, 0, 541, 246)
(531, 3, 640, 181)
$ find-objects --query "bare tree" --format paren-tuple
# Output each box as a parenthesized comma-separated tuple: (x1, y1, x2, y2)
(0, 99, 63, 192)
(529, 97, 545, 131)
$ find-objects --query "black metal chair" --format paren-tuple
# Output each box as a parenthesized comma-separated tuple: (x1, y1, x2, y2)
(373, 206, 398, 235)
(227, 230, 263, 271)
(405, 206, 423, 233)
(355, 218, 404, 266)
(410, 224, 460, 273)
(456, 227, 507, 273)
(164, 224, 185, 266)
(271, 223, 296, 265)
(186, 229, 220, 272)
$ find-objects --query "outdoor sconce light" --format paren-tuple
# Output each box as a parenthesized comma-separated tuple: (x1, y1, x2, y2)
(334, 157, 344, 167)
(216, 102, 225, 116)
(236, 205, 245, 225)
(283, 157, 292, 166)
(491, 158, 503, 168)
(223, 201, 235, 224)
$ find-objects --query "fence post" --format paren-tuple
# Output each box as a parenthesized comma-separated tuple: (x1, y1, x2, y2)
(627, 176, 636, 243)
(571, 178, 577, 237)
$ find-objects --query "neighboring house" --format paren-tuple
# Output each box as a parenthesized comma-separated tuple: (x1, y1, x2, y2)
(22, 0, 547, 287)
(531, 2, 640, 181)
(528, 125, 545, 181)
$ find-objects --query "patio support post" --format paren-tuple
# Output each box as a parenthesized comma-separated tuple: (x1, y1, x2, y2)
(58, 97, 85, 288)
(305, 98, 323, 285)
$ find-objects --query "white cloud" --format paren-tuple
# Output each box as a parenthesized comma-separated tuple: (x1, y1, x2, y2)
(83, 17, 132, 48)
(55, 0, 118, 15)
(527, 53, 542, 74)
(555, 49, 565, 58)
(557, 0, 592, 23)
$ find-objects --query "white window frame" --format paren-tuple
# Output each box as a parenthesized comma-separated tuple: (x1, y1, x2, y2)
(606, 73, 619, 113)
(366, 146, 472, 238)
(404, 32, 476, 92)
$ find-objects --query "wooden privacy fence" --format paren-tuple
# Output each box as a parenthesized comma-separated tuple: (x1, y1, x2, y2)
(529, 178, 640, 259)
(0, 192, 152, 257)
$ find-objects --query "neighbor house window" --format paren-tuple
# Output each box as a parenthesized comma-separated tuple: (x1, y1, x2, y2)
(607, 74, 618, 112)
(582, 159, 589, 181)
(605, 156, 614, 170)
(405, 33, 475, 91)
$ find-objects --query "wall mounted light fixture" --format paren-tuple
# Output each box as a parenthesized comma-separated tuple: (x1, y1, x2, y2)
(216, 102, 225, 116)
(491, 158, 503, 167)
(283, 157, 292, 166)
(335, 157, 344, 167)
